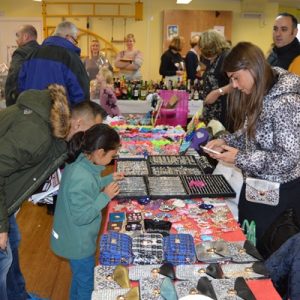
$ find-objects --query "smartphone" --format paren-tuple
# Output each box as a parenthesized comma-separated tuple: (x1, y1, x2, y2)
(200, 145, 221, 155)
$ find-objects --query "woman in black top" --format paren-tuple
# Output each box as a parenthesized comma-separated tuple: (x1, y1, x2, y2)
(199, 30, 232, 130)
(159, 36, 185, 82)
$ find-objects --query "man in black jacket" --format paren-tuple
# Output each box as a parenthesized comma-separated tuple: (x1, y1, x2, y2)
(267, 13, 300, 75)
(5, 25, 39, 107)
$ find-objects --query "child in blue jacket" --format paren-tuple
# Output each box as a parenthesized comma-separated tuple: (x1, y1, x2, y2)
(51, 123, 123, 300)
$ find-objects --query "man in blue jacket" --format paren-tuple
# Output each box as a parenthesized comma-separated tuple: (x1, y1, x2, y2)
(18, 21, 90, 106)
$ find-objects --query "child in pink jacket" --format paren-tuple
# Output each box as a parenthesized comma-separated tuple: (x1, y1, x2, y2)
(96, 67, 120, 117)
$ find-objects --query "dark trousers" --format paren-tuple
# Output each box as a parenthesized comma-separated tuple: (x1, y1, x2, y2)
(238, 177, 300, 256)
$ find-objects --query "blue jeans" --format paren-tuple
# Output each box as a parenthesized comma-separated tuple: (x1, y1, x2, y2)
(0, 241, 13, 300)
(69, 255, 94, 300)
(5, 215, 28, 300)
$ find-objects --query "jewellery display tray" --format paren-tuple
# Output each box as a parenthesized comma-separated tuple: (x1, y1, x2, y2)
(115, 174, 236, 200)
(115, 155, 212, 177)
(148, 155, 198, 166)
(116, 158, 150, 176)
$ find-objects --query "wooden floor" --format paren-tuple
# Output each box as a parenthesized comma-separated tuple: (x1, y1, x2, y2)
(17, 202, 72, 300)
(16, 164, 112, 299)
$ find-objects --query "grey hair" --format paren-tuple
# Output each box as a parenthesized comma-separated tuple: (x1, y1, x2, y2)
(53, 21, 78, 38)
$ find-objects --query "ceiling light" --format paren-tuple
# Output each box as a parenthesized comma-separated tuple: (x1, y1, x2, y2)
(176, 0, 192, 4)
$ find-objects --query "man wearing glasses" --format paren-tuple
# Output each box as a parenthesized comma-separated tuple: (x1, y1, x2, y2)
(18, 21, 90, 105)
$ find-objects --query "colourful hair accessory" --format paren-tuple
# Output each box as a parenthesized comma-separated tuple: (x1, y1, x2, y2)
(189, 180, 206, 188)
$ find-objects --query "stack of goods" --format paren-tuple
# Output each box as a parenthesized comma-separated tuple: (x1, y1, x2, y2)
(96, 227, 269, 299)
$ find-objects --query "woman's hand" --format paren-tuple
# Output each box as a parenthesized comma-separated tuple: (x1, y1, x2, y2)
(204, 140, 238, 164)
(113, 172, 125, 181)
(217, 145, 239, 164)
(104, 182, 120, 199)
(205, 139, 226, 154)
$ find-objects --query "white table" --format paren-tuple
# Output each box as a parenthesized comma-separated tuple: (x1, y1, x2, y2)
(116, 99, 203, 117)
(117, 99, 152, 114)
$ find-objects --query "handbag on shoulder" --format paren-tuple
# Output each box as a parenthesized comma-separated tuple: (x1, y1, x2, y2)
(259, 208, 300, 258)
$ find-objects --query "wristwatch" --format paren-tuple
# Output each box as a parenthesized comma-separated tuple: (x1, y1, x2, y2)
(218, 88, 225, 95)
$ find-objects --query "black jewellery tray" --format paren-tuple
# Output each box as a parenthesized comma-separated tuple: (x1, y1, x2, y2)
(116, 158, 150, 176)
(196, 156, 215, 174)
(115, 174, 236, 200)
(181, 174, 236, 198)
(146, 176, 187, 199)
(115, 176, 149, 200)
(148, 155, 198, 166)
(150, 164, 204, 176)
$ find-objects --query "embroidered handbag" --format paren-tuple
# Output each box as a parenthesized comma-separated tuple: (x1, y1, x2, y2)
(129, 262, 176, 281)
(195, 240, 231, 263)
(221, 262, 269, 279)
(218, 241, 262, 263)
(211, 277, 255, 300)
(132, 233, 164, 265)
(129, 265, 165, 281)
(139, 277, 165, 300)
(92, 287, 139, 300)
(99, 232, 133, 266)
(175, 277, 217, 300)
(94, 265, 121, 290)
(175, 264, 211, 280)
(245, 177, 280, 206)
(163, 234, 196, 265)
(139, 277, 178, 300)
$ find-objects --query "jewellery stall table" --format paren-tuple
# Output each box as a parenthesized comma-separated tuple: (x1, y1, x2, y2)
(97, 198, 280, 300)
(93, 125, 280, 299)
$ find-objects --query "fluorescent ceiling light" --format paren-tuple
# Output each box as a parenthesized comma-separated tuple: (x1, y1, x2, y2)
(177, 0, 192, 4)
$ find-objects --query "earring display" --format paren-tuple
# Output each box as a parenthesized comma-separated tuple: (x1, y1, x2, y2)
(181, 175, 236, 198)
(150, 165, 203, 176)
(117, 159, 149, 176)
(147, 176, 187, 198)
(116, 177, 148, 199)
(149, 155, 197, 166)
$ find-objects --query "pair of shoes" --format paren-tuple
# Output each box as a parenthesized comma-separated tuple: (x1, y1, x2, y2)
(27, 293, 49, 300)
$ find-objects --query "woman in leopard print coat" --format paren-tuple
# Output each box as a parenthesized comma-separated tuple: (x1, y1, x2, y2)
(205, 42, 300, 258)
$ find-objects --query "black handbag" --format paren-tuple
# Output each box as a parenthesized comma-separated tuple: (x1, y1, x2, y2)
(260, 208, 300, 258)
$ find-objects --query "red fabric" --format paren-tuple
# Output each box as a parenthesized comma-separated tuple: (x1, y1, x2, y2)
(105, 200, 245, 242)
(247, 279, 281, 300)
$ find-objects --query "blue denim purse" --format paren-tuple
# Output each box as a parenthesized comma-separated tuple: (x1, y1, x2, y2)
(163, 234, 196, 265)
(99, 232, 133, 265)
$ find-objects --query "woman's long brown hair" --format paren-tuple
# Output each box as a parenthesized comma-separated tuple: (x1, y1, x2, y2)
(223, 42, 275, 138)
